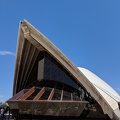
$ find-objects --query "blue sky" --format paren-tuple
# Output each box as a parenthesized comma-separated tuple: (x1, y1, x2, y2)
(0, 0, 120, 102)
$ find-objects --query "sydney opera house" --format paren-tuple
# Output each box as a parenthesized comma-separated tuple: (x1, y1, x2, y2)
(7, 20, 120, 120)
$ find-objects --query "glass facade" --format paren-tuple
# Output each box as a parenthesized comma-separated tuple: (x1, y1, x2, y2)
(8, 51, 110, 119)
(38, 52, 78, 89)
(37, 51, 94, 103)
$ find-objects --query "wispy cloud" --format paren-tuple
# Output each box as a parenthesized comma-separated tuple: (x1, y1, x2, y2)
(0, 51, 15, 56)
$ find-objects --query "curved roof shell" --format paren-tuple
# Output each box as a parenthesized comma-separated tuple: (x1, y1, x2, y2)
(12, 20, 120, 119)
(78, 67, 120, 119)
(78, 67, 120, 102)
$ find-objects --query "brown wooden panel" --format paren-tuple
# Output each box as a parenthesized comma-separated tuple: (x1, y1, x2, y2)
(48, 88, 54, 100)
(34, 87, 45, 100)
(61, 90, 63, 100)
(21, 87, 35, 100)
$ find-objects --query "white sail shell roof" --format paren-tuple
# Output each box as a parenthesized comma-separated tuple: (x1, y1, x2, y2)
(78, 67, 120, 102)
(78, 67, 120, 119)
(13, 20, 120, 119)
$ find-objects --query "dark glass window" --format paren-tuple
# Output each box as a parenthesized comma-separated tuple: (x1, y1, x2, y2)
(52, 89, 61, 100)
(42, 55, 79, 89)
(37, 52, 94, 102)
(57, 67, 64, 83)
(56, 82, 63, 90)
(26, 88, 41, 100)
(44, 66, 50, 80)
(72, 91, 80, 101)
(51, 64, 57, 80)
(40, 88, 51, 100)
(63, 91, 71, 100)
